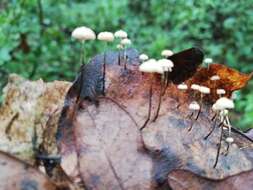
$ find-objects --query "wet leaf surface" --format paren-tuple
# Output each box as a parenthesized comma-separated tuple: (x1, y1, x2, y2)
(0, 151, 57, 190)
(168, 169, 253, 190)
(57, 49, 253, 189)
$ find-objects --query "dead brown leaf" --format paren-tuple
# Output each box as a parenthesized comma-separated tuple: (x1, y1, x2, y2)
(57, 49, 253, 189)
(0, 151, 57, 190)
(168, 169, 253, 190)
(188, 64, 252, 101)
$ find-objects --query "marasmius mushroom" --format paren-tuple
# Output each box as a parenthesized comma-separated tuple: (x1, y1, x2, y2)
(71, 26, 96, 102)
(97, 31, 115, 95)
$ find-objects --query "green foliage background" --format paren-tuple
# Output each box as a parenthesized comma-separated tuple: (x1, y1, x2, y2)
(0, 0, 253, 130)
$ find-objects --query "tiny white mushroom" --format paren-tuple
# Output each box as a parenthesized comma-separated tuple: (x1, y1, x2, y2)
(217, 89, 226, 95)
(157, 59, 174, 72)
(114, 30, 128, 39)
(225, 137, 234, 143)
(177, 83, 188, 90)
(204, 58, 213, 64)
(97, 31, 114, 42)
(71, 26, 96, 41)
(139, 54, 149, 62)
(121, 38, 131, 45)
(189, 101, 200, 110)
(139, 59, 163, 74)
(191, 84, 200, 91)
(161, 49, 174, 57)
(210, 75, 220, 81)
(117, 44, 123, 49)
(213, 97, 234, 110)
(199, 86, 210, 94)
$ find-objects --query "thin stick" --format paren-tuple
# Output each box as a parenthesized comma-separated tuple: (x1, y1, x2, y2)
(231, 127, 253, 143)
(213, 122, 224, 168)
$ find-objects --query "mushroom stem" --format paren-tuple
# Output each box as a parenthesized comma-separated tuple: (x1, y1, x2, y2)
(124, 55, 128, 70)
(211, 113, 217, 121)
(195, 94, 203, 120)
(103, 52, 106, 95)
(118, 51, 121, 65)
(80, 41, 85, 65)
(140, 76, 153, 130)
(213, 120, 224, 168)
(102, 43, 108, 95)
(76, 41, 85, 103)
(123, 49, 126, 69)
(225, 143, 230, 156)
(153, 80, 163, 122)
(204, 117, 217, 140)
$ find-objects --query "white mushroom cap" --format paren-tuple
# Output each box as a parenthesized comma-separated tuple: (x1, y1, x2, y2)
(161, 49, 174, 57)
(121, 38, 131, 45)
(139, 59, 163, 74)
(210, 75, 220, 81)
(213, 97, 234, 111)
(139, 54, 149, 61)
(71, 26, 96, 41)
(189, 101, 200, 110)
(199, 86, 210, 94)
(157, 59, 174, 72)
(97, 31, 114, 42)
(114, 30, 128, 38)
(204, 58, 213, 64)
(177, 83, 188, 90)
(217, 89, 226, 95)
(116, 44, 123, 49)
(225, 137, 234, 143)
(191, 84, 200, 91)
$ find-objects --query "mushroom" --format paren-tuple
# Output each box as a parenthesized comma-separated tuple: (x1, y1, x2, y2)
(116, 44, 123, 65)
(114, 30, 128, 39)
(188, 101, 201, 131)
(216, 89, 226, 97)
(71, 26, 96, 41)
(152, 59, 174, 122)
(120, 38, 132, 69)
(139, 54, 149, 62)
(97, 31, 115, 95)
(71, 26, 96, 65)
(139, 59, 163, 130)
(190, 84, 200, 98)
(71, 26, 96, 102)
(192, 85, 210, 120)
(204, 57, 213, 69)
(161, 49, 174, 58)
(115, 30, 128, 65)
(211, 97, 235, 168)
(177, 83, 188, 90)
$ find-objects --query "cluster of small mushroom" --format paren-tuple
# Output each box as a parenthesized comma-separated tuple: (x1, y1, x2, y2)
(178, 71, 236, 167)
(71, 26, 132, 94)
(138, 49, 174, 125)
(71, 26, 131, 64)
(138, 49, 174, 78)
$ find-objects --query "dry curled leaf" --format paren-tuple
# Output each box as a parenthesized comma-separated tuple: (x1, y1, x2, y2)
(188, 64, 252, 101)
(57, 49, 253, 189)
(168, 169, 253, 190)
(0, 151, 57, 190)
